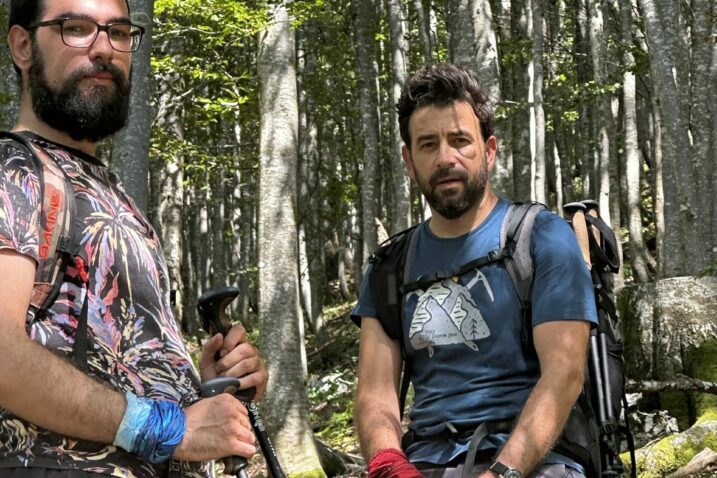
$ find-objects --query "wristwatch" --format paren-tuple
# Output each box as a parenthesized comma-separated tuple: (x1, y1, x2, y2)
(488, 461, 523, 478)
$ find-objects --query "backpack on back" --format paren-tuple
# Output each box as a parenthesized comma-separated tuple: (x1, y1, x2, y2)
(0, 131, 89, 369)
(366, 200, 635, 478)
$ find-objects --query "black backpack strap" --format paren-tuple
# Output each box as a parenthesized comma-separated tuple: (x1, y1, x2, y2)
(397, 226, 420, 420)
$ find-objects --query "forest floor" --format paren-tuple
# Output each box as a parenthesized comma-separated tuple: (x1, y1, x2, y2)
(206, 300, 365, 478)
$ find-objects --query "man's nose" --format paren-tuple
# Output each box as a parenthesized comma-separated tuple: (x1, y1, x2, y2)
(88, 30, 114, 61)
(435, 141, 457, 167)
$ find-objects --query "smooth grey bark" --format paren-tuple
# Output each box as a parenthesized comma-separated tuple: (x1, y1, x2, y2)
(510, 0, 532, 200)
(447, 0, 509, 196)
(257, 5, 324, 475)
(353, 0, 381, 269)
(111, 0, 154, 212)
(530, 0, 545, 204)
(153, 55, 186, 330)
(297, 26, 326, 339)
(639, 0, 701, 276)
(587, 0, 614, 226)
(491, 0, 515, 200)
(620, 0, 655, 283)
(412, 0, 433, 64)
(689, 0, 716, 270)
(387, 0, 411, 233)
(210, 164, 227, 287)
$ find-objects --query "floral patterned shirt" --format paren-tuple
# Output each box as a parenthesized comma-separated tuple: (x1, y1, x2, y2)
(0, 133, 211, 477)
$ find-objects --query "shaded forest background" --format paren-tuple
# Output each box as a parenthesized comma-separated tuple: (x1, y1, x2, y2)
(0, 0, 716, 477)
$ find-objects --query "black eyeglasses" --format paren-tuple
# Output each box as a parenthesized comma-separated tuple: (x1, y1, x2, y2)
(27, 17, 145, 53)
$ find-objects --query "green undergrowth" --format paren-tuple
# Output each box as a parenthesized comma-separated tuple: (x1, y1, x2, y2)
(306, 302, 361, 454)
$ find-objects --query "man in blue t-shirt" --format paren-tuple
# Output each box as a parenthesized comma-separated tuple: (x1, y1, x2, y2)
(352, 64, 597, 478)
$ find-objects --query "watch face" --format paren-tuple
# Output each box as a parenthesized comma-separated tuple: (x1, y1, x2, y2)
(504, 470, 523, 478)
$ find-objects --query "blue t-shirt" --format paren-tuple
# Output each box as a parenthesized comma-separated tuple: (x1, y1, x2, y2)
(352, 198, 598, 468)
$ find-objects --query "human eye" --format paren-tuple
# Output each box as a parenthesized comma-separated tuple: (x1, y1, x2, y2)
(418, 140, 436, 150)
(109, 24, 131, 41)
(63, 19, 94, 37)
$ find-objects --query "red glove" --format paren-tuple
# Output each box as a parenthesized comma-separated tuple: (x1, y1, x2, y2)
(368, 449, 423, 478)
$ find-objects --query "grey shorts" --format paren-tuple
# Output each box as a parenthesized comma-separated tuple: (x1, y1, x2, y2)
(416, 462, 586, 478)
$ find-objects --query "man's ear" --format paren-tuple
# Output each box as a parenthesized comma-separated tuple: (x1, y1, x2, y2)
(7, 25, 33, 74)
(402, 145, 416, 181)
(484, 135, 498, 172)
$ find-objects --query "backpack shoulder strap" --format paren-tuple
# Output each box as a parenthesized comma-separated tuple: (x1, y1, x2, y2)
(0, 132, 90, 370)
(367, 223, 419, 342)
(0, 132, 76, 313)
(499, 201, 545, 307)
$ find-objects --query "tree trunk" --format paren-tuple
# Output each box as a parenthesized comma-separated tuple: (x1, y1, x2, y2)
(210, 163, 227, 288)
(447, 0, 508, 196)
(257, 5, 325, 476)
(353, 0, 381, 270)
(296, 25, 326, 339)
(412, 0, 433, 64)
(153, 53, 186, 331)
(510, 0, 532, 200)
(111, 0, 154, 212)
(688, 0, 716, 271)
(620, 0, 655, 283)
(387, 0, 411, 233)
(530, 0, 546, 204)
(639, 0, 700, 277)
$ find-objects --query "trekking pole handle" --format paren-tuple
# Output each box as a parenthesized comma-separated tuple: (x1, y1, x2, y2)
(564, 202, 591, 270)
(197, 287, 286, 478)
(200, 377, 251, 478)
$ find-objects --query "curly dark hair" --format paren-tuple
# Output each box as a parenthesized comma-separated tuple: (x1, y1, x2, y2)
(397, 63, 494, 148)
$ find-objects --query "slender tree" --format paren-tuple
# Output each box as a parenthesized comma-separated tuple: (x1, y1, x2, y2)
(530, 0, 546, 203)
(257, 4, 325, 475)
(619, 0, 655, 282)
(353, 0, 381, 269)
(112, 0, 154, 211)
(387, 0, 411, 233)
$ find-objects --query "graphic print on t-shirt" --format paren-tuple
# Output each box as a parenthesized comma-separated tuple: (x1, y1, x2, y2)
(407, 268, 494, 356)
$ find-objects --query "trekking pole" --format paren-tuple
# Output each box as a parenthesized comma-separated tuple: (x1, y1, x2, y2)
(581, 199, 602, 246)
(564, 202, 591, 270)
(200, 377, 252, 478)
(198, 287, 286, 478)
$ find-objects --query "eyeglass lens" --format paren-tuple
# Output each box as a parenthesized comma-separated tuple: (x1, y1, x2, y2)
(61, 18, 141, 52)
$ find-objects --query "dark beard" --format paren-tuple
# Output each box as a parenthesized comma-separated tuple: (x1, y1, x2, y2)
(417, 158, 489, 219)
(29, 42, 131, 143)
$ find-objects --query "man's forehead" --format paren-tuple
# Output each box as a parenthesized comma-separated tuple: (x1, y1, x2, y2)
(41, 0, 130, 20)
(410, 101, 480, 136)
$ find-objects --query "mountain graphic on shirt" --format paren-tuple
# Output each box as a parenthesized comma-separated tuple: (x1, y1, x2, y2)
(408, 270, 493, 356)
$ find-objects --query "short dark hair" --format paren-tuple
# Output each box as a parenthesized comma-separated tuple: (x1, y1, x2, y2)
(8, 0, 43, 31)
(8, 0, 132, 75)
(397, 63, 494, 147)
(9, 0, 131, 30)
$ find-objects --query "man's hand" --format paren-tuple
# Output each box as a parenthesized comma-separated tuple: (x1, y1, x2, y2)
(198, 324, 268, 400)
(173, 393, 256, 462)
(368, 449, 423, 478)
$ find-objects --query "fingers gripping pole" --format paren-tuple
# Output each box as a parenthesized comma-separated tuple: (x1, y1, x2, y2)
(197, 287, 286, 478)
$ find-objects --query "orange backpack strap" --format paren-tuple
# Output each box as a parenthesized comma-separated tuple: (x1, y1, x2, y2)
(0, 132, 76, 315)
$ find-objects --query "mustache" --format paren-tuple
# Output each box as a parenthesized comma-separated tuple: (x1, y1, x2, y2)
(70, 62, 129, 88)
(429, 168, 468, 188)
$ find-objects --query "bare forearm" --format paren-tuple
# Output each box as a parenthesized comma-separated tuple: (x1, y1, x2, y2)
(494, 373, 582, 474)
(355, 393, 404, 460)
(0, 327, 125, 443)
